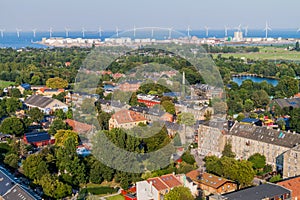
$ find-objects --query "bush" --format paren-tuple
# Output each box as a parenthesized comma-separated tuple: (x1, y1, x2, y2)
(80, 187, 118, 195)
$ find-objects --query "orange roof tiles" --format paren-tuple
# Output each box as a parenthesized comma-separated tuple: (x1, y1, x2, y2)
(65, 119, 93, 134)
(112, 110, 147, 124)
(277, 176, 300, 199)
(160, 174, 182, 188)
(147, 177, 168, 191)
(186, 170, 234, 189)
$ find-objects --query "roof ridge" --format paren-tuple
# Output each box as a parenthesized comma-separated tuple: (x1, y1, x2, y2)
(157, 177, 170, 189)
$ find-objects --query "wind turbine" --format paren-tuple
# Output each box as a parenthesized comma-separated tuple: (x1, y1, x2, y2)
(187, 25, 192, 38)
(0, 29, 5, 38)
(224, 25, 230, 37)
(81, 27, 86, 38)
(133, 25, 136, 37)
(244, 25, 249, 37)
(263, 21, 271, 38)
(16, 28, 22, 38)
(168, 27, 173, 39)
(65, 27, 70, 38)
(204, 26, 210, 37)
(32, 28, 37, 38)
(49, 27, 53, 38)
(116, 27, 119, 37)
(98, 27, 103, 37)
(235, 24, 242, 32)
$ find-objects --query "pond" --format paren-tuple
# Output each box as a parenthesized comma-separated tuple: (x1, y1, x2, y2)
(232, 75, 278, 86)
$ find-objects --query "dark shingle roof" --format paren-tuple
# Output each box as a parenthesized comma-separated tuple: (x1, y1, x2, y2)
(240, 118, 260, 124)
(230, 122, 300, 148)
(24, 95, 55, 109)
(223, 183, 290, 200)
(273, 98, 300, 109)
(25, 132, 50, 143)
(0, 169, 14, 195)
(3, 184, 38, 200)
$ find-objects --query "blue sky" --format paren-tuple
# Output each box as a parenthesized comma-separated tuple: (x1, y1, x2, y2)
(0, 0, 300, 31)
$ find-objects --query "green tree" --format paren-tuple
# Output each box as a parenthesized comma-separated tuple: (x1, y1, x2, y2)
(80, 98, 96, 114)
(164, 186, 194, 200)
(276, 76, 299, 98)
(251, 90, 270, 108)
(97, 111, 111, 130)
(277, 119, 286, 130)
(181, 150, 196, 165)
(248, 153, 266, 170)
(8, 88, 22, 98)
(54, 130, 79, 147)
(177, 113, 195, 127)
(244, 99, 254, 112)
(4, 153, 19, 169)
(249, 112, 258, 119)
(48, 119, 71, 135)
(54, 109, 67, 120)
(269, 174, 282, 183)
(27, 107, 44, 122)
(46, 77, 68, 89)
(56, 137, 86, 186)
(66, 108, 73, 119)
(296, 41, 300, 51)
(222, 141, 236, 158)
(161, 100, 176, 115)
(5, 97, 22, 114)
(38, 173, 72, 199)
(23, 154, 49, 180)
(0, 117, 25, 136)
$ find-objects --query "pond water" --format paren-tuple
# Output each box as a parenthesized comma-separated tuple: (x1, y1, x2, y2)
(232, 76, 278, 86)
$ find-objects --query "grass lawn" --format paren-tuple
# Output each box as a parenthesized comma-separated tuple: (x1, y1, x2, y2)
(0, 80, 15, 88)
(213, 46, 300, 61)
(106, 195, 125, 200)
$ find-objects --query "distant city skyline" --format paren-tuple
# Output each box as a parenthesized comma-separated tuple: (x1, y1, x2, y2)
(0, 0, 300, 31)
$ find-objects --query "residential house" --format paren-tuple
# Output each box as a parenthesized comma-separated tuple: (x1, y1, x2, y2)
(65, 119, 93, 134)
(209, 183, 291, 200)
(269, 98, 300, 110)
(0, 168, 40, 200)
(137, 94, 161, 107)
(281, 145, 300, 178)
(191, 84, 224, 99)
(136, 174, 183, 200)
(175, 103, 213, 121)
(277, 176, 300, 200)
(118, 80, 141, 92)
(176, 174, 199, 197)
(198, 120, 227, 158)
(17, 83, 31, 94)
(24, 95, 68, 114)
(228, 123, 300, 176)
(23, 132, 55, 147)
(35, 87, 65, 97)
(186, 170, 237, 196)
(109, 110, 147, 130)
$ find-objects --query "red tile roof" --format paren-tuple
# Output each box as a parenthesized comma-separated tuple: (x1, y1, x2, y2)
(112, 110, 147, 124)
(146, 174, 183, 192)
(147, 177, 168, 191)
(160, 174, 182, 188)
(65, 119, 93, 134)
(277, 176, 300, 199)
